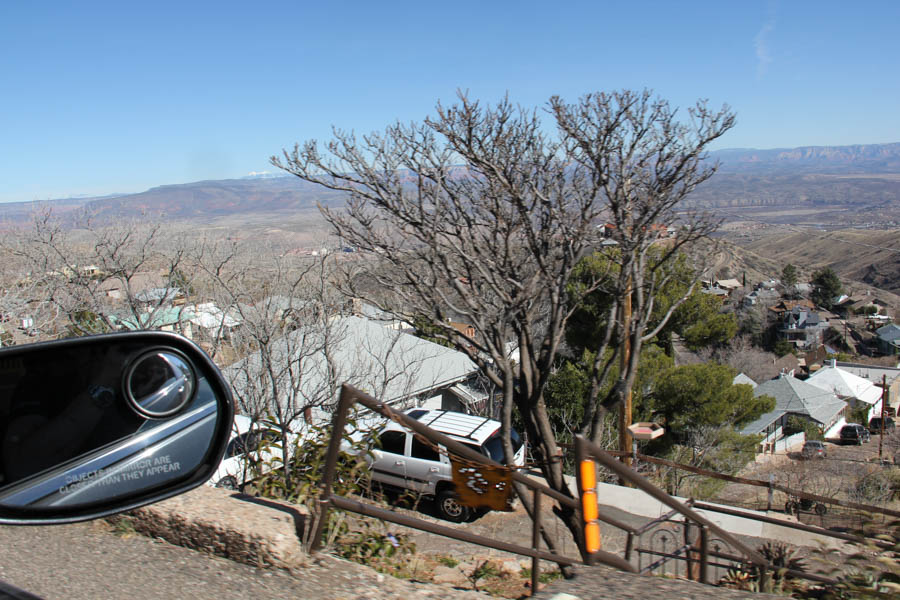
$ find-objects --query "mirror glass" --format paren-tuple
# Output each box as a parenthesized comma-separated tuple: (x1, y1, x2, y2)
(126, 350, 195, 418)
(0, 335, 226, 515)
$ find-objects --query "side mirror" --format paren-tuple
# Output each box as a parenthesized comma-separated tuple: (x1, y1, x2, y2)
(0, 332, 234, 525)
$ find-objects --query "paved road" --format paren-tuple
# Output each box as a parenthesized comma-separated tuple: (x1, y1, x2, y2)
(0, 520, 487, 600)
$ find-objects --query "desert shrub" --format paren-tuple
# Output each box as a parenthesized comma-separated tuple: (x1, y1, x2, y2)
(719, 541, 807, 594)
(853, 469, 900, 504)
(801, 518, 900, 599)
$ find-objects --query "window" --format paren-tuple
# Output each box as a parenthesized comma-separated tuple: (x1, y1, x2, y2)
(411, 435, 440, 461)
(378, 430, 407, 455)
(482, 429, 524, 462)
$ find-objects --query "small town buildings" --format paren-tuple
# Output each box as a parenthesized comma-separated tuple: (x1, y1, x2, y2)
(743, 287, 780, 307)
(774, 305, 829, 350)
(740, 373, 847, 453)
(875, 323, 900, 356)
(806, 360, 884, 422)
(836, 360, 900, 414)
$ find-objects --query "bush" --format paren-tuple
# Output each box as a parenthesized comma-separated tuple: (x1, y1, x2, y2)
(853, 469, 900, 503)
(802, 518, 900, 598)
(252, 418, 373, 504)
(774, 340, 795, 357)
(784, 415, 824, 441)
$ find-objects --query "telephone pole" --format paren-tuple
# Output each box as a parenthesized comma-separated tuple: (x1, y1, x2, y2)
(618, 274, 633, 485)
(879, 374, 888, 461)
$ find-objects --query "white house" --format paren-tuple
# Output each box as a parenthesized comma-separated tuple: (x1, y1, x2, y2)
(806, 360, 884, 422)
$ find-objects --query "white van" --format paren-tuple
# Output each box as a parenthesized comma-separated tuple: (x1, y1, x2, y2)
(366, 408, 525, 522)
(208, 415, 278, 490)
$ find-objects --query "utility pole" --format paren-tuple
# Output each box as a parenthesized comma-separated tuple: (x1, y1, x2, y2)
(618, 177, 634, 486)
(618, 273, 633, 485)
(879, 374, 887, 461)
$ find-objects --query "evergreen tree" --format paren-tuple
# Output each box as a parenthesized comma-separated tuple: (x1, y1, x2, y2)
(811, 267, 842, 309)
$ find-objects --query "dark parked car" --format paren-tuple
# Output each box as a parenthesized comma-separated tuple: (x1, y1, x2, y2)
(869, 417, 896, 434)
(801, 440, 827, 458)
(840, 423, 871, 445)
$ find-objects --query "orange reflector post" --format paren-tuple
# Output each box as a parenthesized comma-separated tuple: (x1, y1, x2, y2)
(584, 521, 601, 554)
(579, 459, 596, 491)
(581, 490, 598, 522)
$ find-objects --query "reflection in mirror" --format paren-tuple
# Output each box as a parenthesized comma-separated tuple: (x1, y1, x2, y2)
(126, 350, 196, 418)
(0, 337, 223, 513)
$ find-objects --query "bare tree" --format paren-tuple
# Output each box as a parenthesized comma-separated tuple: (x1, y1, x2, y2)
(0, 241, 60, 344)
(698, 335, 780, 383)
(194, 241, 347, 488)
(6, 210, 197, 338)
(201, 242, 442, 489)
(273, 90, 734, 549)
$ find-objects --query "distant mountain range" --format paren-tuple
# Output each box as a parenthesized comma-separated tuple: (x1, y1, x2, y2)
(711, 142, 900, 174)
(2, 142, 899, 225)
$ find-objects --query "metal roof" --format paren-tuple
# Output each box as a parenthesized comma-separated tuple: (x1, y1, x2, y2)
(742, 375, 847, 434)
(806, 365, 883, 405)
(224, 316, 478, 426)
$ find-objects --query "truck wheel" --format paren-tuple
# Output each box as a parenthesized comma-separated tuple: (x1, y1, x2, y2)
(815, 503, 827, 516)
(216, 476, 239, 491)
(437, 489, 471, 522)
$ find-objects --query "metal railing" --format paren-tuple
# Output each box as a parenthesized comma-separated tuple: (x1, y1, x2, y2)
(309, 384, 847, 593)
(574, 434, 776, 588)
(310, 384, 634, 595)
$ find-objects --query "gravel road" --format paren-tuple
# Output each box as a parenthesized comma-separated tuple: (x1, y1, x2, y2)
(0, 520, 488, 600)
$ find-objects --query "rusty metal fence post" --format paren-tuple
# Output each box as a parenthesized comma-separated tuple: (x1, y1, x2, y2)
(699, 524, 709, 585)
(308, 386, 355, 554)
(531, 488, 541, 595)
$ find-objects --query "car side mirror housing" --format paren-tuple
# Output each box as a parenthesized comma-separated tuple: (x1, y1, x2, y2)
(0, 332, 234, 525)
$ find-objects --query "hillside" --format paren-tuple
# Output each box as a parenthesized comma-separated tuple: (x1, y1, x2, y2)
(2, 142, 899, 297)
(732, 228, 900, 296)
(1, 142, 899, 228)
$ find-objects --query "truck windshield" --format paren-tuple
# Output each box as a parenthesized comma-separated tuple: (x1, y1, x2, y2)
(481, 429, 523, 463)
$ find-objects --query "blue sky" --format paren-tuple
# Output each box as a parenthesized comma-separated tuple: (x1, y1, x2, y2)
(2, 1, 898, 203)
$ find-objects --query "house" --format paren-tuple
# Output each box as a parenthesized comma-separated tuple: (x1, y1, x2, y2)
(794, 282, 812, 295)
(740, 373, 847, 452)
(733, 373, 757, 388)
(716, 279, 742, 292)
(701, 279, 741, 299)
(771, 353, 801, 379)
(875, 323, 900, 356)
(743, 287, 780, 307)
(701, 286, 729, 301)
(768, 298, 816, 317)
(775, 306, 829, 350)
(134, 287, 184, 307)
(186, 302, 242, 342)
(806, 360, 883, 422)
(223, 315, 481, 430)
(109, 306, 194, 338)
(349, 299, 413, 332)
(835, 361, 900, 415)
(96, 272, 165, 302)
